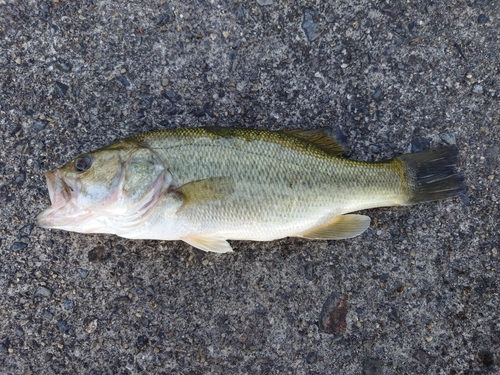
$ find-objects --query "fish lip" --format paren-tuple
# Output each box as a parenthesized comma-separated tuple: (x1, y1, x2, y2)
(45, 169, 74, 208)
(37, 170, 78, 228)
(45, 170, 60, 207)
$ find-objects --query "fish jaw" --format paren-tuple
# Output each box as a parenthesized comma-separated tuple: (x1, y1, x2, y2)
(45, 169, 71, 210)
(36, 169, 94, 231)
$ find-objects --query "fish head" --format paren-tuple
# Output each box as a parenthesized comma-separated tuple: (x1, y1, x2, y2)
(37, 142, 169, 234)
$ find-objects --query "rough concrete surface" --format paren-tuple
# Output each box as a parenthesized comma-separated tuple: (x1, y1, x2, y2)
(0, 0, 499, 374)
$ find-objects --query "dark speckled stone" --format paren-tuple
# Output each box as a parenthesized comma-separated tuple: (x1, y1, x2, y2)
(0, 1, 496, 373)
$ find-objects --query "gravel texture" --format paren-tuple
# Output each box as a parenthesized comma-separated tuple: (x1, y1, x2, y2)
(1, 0, 499, 374)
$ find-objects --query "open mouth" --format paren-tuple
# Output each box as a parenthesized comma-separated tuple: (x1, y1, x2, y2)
(36, 170, 76, 228)
(46, 170, 73, 208)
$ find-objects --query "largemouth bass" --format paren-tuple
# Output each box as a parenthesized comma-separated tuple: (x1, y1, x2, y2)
(37, 127, 465, 252)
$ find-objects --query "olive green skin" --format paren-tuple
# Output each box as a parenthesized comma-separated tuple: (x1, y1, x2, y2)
(123, 128, 405, 241)
(38, 127, 461, 252)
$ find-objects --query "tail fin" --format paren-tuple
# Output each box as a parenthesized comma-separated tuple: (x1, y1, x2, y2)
(397, 145, 465, 204)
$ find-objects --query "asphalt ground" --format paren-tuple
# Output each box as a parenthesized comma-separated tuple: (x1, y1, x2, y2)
(0, 0, 499, 374)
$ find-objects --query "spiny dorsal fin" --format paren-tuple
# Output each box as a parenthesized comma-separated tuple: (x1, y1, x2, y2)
(182, 234, 233, 253)
(298, 214, 371, 240)
(282, 128, 345, 156)
(175, 177, 234, 211)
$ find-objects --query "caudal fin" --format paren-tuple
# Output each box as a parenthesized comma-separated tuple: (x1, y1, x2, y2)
(397, 145, 465, 204)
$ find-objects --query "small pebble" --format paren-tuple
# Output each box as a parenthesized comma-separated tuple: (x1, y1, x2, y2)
(472, 84, 483, 94)
(76, 267, 89, 279)
(477, 14, 489, 24)
(413, 349, 436, 365)
(166, 106, 178, 115)
(115, 244, 126, 255)
(88, 246, 109, 262)
(35, 286, 52, 297)
(411, 137, 430, 153)
(318, 293, 348, 335)
(56, 58, 72, 72)
(10, 242, 28, 251)
(257, 0, 273, 5)
(15, 172, 25, 185)
(116, 75, 131, 89)
(379, 273, 390, 282)
(0, 343, 8, 354)
(372, 89, 383, 100)
(236, 5, 245, 25)
(305, 351, 318, 364)
(302, 9, 321, 42)
(480, 126, 490, 135)
(193, 108, 206, 117)
(19, 224, 34, 236)
(32, 120, 48, 132)
(84, 316, 98, 333)
(63, 297, 75, 310)
(55, 81, 69, 97)
(478, 351, 495, 367)
(13, 328, 24, 338)
(164, 89, 181, 103)
(157, 13, 170, 25)
(57, 320, 70, 334)
(136, 335, 149, 348)
(440, 132, 456, 145)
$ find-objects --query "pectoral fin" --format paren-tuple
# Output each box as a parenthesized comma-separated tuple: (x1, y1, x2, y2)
(175, 177, 234, 211)
(182, 234, 234, 253)
(298, 214, 371, 240)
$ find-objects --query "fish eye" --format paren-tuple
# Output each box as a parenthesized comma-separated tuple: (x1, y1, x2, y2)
(75, 156, 92, 172)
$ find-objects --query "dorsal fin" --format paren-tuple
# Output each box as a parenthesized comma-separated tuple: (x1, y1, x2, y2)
(282, 128, 345, 156)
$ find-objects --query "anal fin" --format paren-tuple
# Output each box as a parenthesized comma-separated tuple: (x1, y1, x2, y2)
(182, 234, 233, 253)
(298, 214, 371, 240)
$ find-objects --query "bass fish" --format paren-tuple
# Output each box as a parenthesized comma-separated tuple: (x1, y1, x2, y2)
(37, 127, 465, 252)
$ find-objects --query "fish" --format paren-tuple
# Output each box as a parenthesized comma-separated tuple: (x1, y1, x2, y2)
(37, 127, 465, 253)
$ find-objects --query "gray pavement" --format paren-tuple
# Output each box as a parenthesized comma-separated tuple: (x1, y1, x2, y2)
(0, 0, 499, 374)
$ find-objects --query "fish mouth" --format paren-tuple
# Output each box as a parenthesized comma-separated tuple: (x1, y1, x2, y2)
(36, 166, 167, 233)
(36, 170, 84, 229)
(46, 170, 72, 208)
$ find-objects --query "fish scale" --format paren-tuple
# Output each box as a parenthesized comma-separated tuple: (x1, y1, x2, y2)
(136, 131, 405, 239)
